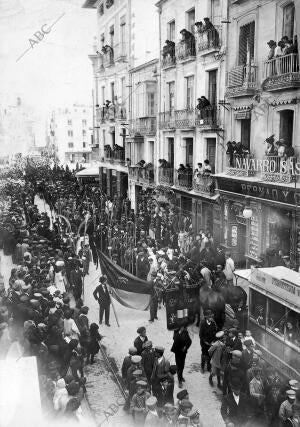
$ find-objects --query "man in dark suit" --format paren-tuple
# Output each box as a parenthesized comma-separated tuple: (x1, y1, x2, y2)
(199, 309, 218, 372)
(156, 376, 174, 409)
(241, 339, 254, 372)
(221, 378, 251, 426)
(93, 275, 111, 326)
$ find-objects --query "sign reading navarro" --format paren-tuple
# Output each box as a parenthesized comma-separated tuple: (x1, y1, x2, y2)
(235, 157, 300, 175)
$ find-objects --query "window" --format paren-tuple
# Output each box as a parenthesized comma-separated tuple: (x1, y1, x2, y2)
(250, 289, 267, 326)
(68, 130, 73, 137)
(286, 309, 300, 347)
(111, 82, 115, 102)
(120, 16, 126, 45)
(168, 138, 174, 167)
(82, 130, 87, 137)
(238, 21, 255, 65)
(207, 138, 216, 173)
(110, 25, 114, 48)
(147, 92, 155, 116)
(279, 110, 294, 147)
(185, 138, 193, 165)
(267, 299, 286, 335)
(82, 119, 87, 127)
(282, 3, 295, 40)
(211, 0, 221, 24)
(186, 76, 194, 109)
(67, 119, 72, 126)
(241, 119, 251, 150)
(83, 142, 86, 148)
(102, 129, 106, 144)
(208, 70, 217, 105)
(168, 20, 175, 42)
(121, 77, 126, 103)
(68, 142, 74, 148)
(168, 81, 175, 112)
(187, 8, 195, 32)
(101, 86, 105, 105)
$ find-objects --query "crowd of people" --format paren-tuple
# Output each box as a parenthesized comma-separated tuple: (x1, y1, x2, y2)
(0, 164, 300, 427)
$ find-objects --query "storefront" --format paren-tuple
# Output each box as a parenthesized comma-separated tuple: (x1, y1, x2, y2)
(75, 167, 100, 185)
(217, 176, 300, 268)
(248, 266, 300, 380)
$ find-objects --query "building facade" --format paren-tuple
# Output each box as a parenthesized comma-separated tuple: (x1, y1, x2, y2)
(83, 0, 159, 201)
(155, 0, 228, 242)
(48, 104, 93, 168)
(215, 0, 300, 268)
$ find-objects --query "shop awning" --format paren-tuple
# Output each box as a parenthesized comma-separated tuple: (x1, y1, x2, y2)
(76, 167, 99, 177)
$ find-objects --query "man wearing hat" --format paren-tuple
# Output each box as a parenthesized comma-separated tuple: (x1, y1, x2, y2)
(122, 347, 138, 386)
(162, 403, 177, 426)
(145, 396, 160, 426)
(208, 330, 225, 389)
(134, 326, 148, 355)
(151, 346, 170, 398)
(241, 339, 254, 372)
(93, 275, 111, 326)
(199, 309, 217, 373)
(130, 380, 150, 425)
(141, 341, 155, 383)
(156, 376, 174, 409)
(223, 350, 246, 396)
(171, 321, 192, 388)
(279, 390, 296, 426)
(221, 377, 250, 426)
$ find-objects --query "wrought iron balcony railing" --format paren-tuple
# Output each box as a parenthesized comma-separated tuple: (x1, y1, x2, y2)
(130, 117, 157, 136)
(226, 64, 258, 97)
(196, 26, 221, 53)
(128, 165, 155, 185)
(263, 53, 300, 91)
(103, 49, 114, 68)
(161, 49, 176, 69)
(159, 111, 176, 130)
(261, 155, 297, 183)
(195, 105, 219, 129)
(174, 169, 193, 190)
(158, 168, 174, 186)
(176, 38, 196, 62)
(226, 154, 255, 177)
(175, 108, 195, 128)
(193, 174, 216, 196)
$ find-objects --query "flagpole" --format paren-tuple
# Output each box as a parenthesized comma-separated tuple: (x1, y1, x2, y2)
(109, 289, 120, 328)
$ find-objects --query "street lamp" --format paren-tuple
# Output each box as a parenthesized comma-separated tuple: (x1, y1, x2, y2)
(243, 196, 253, 219)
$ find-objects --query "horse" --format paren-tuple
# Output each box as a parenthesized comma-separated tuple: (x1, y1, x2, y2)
(219, 284, 247, 311)
(198, 281, 226, 329)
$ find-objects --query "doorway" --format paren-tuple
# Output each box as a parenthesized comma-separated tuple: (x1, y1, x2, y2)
(206, 138, 216, 173)
(168, 138, 174, 167)
(185, 138, 193, 166)
(279, 110, 294, 147)
(241, 119, 251, 151)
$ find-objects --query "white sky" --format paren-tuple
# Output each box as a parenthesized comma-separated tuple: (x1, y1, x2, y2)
(0, 0, 97, 112)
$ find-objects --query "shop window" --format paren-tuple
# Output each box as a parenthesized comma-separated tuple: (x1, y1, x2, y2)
(286, 309, 300, 347)
(250, 289, 267, 327)
(267, 298, 286, 336)
(238, 21, 255, 65)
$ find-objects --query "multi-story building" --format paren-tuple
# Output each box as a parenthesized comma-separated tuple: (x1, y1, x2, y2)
(215, 0, 300, 268)
(83, 0, 159, 200)
(155, 0, 228, 242)
(48, 104, 93, 168)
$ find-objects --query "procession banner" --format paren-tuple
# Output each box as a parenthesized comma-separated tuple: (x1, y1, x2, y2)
(98, 251, 152, 311)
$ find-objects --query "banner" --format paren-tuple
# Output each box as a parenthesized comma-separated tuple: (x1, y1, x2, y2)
(98, 251, 151, 311)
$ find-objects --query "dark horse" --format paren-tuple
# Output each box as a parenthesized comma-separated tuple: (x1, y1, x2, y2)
(199, 281, 226, 329)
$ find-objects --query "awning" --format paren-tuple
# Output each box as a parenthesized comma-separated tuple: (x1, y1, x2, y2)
(76, 167, 99, 177)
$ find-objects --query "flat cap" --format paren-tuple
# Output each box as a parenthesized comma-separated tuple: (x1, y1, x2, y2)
(155, 346, 165, 353)
(137, 326, 146, 334)
(129, 347, 137, 355)
(216, 331, 224, 338)
(179, 399, 193, 409)
(146, 396, 157, 407)
(177, 389, 188, 400)
(231, 350, 242, 358)
(287, 390, 296, 398)
(131, 355, 142, 364)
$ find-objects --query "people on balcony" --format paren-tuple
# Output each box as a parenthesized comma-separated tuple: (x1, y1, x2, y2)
(136, 160, 145, 168)
(195, 18, 219, 48)
(158, 159, 170, 168)
(162, 40, 175, 60)
(267, 40, 276, 60)
(226, 141, 234, 167)
(179, 29, 195, 56)
(234, 141, 249, 156)
(196, 97, 211, 119)
(265, 134, 276, 156)
(203, 160, 212, 176)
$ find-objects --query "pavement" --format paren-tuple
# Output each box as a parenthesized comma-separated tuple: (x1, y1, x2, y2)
(0, 195, 225, 427)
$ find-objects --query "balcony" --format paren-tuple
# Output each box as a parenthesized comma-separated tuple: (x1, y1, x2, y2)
(116, 105, 127, 120)
(174, 169, 193, 191)
(159, 111, 176, 130)
(195, 105, 220, 130)
(262, 53, 300, 92)
(193, 174, 216, 196)
(102, 46, 114, 67)
(196, 26, 221, 54)
(175, 108, 195, 128)
(158, 168, 174, 186)
(104, 147, 125, 165)
(161, 43, 176, 69)
(176, 38, 196, 62)
(97, 106, 116, 123)
(130, 117, 157, 136)
(226, 64, 258, 98)
(226, 153, 297, 184)
(114, 42, 127, 62)
(128, 165, 155, 186)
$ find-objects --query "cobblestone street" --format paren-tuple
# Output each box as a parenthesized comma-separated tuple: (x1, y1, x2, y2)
(83, 263, 225, 427)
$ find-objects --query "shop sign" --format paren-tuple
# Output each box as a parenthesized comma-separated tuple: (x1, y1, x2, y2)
(235, 157, 300, 175)
(234, 111, 251, 120)
(218, 177, 299, 206)
(251, 267, 300, 307)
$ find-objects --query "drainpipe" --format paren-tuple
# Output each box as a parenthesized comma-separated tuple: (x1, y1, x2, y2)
(157, 5, 162, 183)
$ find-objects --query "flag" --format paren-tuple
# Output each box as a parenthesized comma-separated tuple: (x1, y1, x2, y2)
(98, 251, 152, 311)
